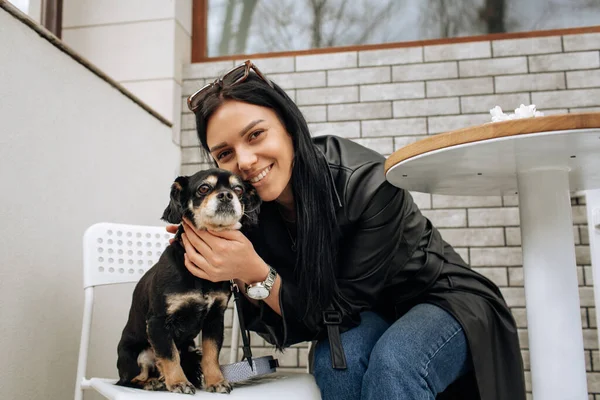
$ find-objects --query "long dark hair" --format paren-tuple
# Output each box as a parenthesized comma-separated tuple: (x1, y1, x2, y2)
(193, 73, 341, 317)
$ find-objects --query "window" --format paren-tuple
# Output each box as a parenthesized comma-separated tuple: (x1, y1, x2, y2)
(8, 0, 38, 18)
(6, 0, 61, 37)
(196, 0, 600, 60)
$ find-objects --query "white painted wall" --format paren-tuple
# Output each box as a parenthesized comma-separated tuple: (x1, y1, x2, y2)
(0, 7, 180, 400)
(61, 0, 193, 144)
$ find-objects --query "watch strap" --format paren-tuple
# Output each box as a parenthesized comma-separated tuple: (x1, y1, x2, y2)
(246, 265, 277, 295)
(263, 265, 277, 290)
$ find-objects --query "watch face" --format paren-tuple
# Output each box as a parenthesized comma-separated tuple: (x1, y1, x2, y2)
(247, 286, 270, 300)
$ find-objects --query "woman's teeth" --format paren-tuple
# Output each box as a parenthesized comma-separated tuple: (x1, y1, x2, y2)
(250, 165, 271, 183)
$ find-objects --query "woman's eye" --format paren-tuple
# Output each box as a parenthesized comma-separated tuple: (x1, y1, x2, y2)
(233, 186, 244, 196)
(197, 184, 210, 195)
(216, 150, 231, 160)
(249, 130, 264, 140)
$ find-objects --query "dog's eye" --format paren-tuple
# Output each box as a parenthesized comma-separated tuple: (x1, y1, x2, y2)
(197, 184, 211, 195)
(233, 186, 244, 196)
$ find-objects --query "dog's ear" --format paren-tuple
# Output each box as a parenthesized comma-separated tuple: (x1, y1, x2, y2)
(161, 176, 189, 224)
(241, 182, 262, 227)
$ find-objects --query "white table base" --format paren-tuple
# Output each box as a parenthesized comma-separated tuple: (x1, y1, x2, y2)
(517, 168, 587, 400)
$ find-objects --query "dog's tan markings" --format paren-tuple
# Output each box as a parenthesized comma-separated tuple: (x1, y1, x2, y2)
(194, 191, 216, 230)
(204, 175, 218, 186)
(229, 174, 242, 188)
(143, 378, 166, 391)
(205, 191, 219, 205)
(199, 292, 229, 311)
(208, 292, 230, 309)
(201, 337, 232, 393)
(132, 348, 156, 384)
(156, 342, 195, 394)
(189, 198, 207, 230)
(172, 181, 182, 191)
(166, 292, 204, 315)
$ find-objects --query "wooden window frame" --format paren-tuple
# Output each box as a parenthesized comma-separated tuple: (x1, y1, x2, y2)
(192, 0, 208, 63)
(191, 0, 600, 63)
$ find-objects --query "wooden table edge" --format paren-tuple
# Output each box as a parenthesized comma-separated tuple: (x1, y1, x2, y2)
(384, 112, 600, 174)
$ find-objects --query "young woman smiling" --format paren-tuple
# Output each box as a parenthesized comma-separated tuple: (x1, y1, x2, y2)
(170, 61, 526, 400)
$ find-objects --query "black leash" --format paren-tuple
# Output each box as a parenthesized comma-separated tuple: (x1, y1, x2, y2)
(230, 280, 253, 371)
(215, 280, 279, 383)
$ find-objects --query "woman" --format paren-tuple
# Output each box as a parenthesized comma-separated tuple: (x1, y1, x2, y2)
(173, 60, 525, 399)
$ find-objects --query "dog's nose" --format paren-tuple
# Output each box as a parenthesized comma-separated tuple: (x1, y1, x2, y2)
(217, 191, 233, 202)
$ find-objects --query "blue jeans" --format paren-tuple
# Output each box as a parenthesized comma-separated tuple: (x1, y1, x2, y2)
(313, 303, 471, 400)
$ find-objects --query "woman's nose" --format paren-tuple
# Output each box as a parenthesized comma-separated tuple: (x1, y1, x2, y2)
(237, 150, 257, 171)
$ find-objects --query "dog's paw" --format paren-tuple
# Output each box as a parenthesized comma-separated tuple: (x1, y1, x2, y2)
(143, 378, 166, 391)
(205, 379, 232, 394)
(168, 381, 196, 395)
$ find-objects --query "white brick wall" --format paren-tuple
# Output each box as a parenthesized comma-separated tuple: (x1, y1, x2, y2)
(296, 86, 358, 106)
(393, 61, 458, 81)
(360, 81, 424, 102)
(491, 36, 563, 57)
(495, 72, 566, 93)
(327, 66, 391, 86)
(180, 32, 600, 395)
(459, 56, 528, 77)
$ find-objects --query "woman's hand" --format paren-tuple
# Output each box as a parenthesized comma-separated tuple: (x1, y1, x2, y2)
(180, 219, 269, 284)
(166, 224, 178, 244)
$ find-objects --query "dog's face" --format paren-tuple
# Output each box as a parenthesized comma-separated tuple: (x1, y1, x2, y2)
(161, 168, 261, 231)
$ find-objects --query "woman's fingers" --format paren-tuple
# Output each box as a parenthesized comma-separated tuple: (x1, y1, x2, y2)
(181, 234, 215, 279)
(182, 228, 214, 256)
(182, 220, 214, 251)
(178, 219, 254, 282)
(181, 226, 220, 268)
(181, 233, 225, 282)
(184, 254, 211, 280)
(166, 224, 178, 244)
(181, 221, 227, 265)
(182, 218, 197, 234)
(207, 229, 244, 241)
(181, 233, 208, 261)
(196, 229, 223, 251)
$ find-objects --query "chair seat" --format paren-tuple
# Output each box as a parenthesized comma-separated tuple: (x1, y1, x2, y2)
(89, 372, 321, 399)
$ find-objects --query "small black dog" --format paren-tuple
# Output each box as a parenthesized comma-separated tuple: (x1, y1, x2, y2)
(116, 168, 261, 394)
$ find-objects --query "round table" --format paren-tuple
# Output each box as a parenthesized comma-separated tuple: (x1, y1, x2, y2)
(385, 112, 600, 400)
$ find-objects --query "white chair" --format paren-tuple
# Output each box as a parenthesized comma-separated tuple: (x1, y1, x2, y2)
(75, 222, 321, 400)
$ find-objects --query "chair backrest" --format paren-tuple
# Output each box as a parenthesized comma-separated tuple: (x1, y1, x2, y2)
(83, 222, 173, 289)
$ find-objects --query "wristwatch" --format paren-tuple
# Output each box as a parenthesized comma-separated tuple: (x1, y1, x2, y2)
(246, 265, 277, 300)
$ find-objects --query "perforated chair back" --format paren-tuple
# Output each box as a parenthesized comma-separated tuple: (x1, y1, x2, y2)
(82, 222, 173, 289)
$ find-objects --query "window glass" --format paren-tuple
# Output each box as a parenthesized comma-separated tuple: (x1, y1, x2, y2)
(7, 0, 41, 23)
(9, 0, 29, 13)
(207, 0, 600, 57)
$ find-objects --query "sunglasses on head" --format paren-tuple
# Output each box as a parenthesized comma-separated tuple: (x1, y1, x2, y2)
(186, 60, 274, 112)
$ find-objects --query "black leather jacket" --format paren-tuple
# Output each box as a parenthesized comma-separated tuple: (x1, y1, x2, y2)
(241, 135, 525, 400)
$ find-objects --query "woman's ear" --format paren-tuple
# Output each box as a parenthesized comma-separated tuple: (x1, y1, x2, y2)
(241, 182, 262, 226)
(161, 176, 189, 224)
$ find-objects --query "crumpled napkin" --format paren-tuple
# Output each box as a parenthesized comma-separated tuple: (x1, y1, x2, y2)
(489, 104, 545, 122)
